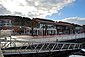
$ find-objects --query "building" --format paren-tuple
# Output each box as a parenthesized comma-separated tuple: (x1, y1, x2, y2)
(30, 18, 79, 36)
(0, 19, 12, 30)
(57, 21, 83, 34)
(56, 21, 74, 34)
(82, 25, 85, 33)
(72, 24, 83, 34)
(30, 18, 57, 36)
(0, 15, 31, 34)
(0, 15, 84, 36)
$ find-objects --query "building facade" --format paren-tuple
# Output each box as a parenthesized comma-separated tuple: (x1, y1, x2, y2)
(30, 18, 57, 36)
(0, 15, 31, 35)
(0, 16, 84, 36)
(29, 18, 78, 36)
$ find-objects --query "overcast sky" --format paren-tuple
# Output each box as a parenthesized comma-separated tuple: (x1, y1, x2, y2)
(0, 0, 85, 25)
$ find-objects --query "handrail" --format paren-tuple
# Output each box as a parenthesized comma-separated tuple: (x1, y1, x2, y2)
(2, 42, 82, 55)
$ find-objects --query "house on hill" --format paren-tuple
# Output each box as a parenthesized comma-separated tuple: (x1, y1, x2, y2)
(0, 15, 31, 35)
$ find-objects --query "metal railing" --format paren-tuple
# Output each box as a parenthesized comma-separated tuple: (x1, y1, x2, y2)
(1, 37, 82, 55)
(0, 33, 85, 55)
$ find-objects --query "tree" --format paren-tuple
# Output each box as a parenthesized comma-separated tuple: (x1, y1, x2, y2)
(42, 24, 48, 35)
(29, 19, 37, 36)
